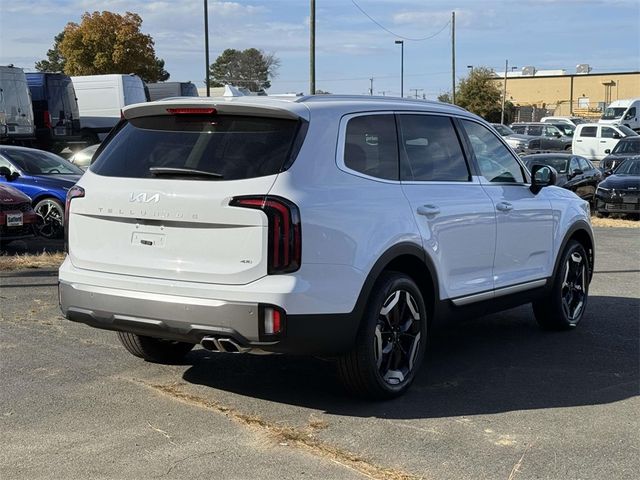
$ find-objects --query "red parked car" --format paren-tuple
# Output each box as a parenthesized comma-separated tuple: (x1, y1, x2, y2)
(0, 183, 39, 249)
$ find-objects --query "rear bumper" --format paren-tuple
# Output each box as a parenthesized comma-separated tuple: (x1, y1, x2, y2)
(59, 259, 363, 355)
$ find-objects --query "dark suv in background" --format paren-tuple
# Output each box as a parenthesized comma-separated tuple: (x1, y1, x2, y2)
(511, 122, 573, 151)
(26, 73, 82, 153)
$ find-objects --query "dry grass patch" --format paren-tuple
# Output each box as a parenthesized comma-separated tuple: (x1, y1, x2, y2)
(591, 216, 639, 228)
(0, 251, 66, 271)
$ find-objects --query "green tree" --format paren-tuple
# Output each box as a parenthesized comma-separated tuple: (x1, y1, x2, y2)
(35, 32, 66, 73)
(455, 67, 503, 121)
(39, 11, 169, 82)
(209, 48, 279, 92)
(437, 91, 452, 104)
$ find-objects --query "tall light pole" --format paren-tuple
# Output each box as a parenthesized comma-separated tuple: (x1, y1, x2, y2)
(500, 59, 509, 124)
(310, 0, 316, 95)
(204, 0, 210, 96)
(395, 40, 404, 98)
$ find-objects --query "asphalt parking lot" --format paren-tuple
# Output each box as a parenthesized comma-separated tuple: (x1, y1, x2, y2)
(1, 228, 638, 480)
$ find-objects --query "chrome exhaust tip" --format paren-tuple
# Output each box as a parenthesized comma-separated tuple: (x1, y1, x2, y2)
(201, 336, 250, 354)
(201, 336, 222, 352)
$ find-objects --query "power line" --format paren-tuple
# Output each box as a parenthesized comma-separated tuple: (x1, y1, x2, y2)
(350, 0, 450, 42)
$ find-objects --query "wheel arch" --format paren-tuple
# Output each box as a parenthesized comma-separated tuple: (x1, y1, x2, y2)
(553, 221, 594, 283)
(31, 193, 65, 208)
(352, 242, 440, 327)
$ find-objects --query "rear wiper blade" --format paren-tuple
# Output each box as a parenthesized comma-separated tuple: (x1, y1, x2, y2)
(148, 167, 223, 179)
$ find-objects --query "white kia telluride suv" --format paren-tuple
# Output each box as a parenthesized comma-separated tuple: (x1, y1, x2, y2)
(59, 96, 594, 398)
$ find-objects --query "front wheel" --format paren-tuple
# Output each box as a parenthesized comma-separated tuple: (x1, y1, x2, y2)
(117, 332, 194, 363)
(34, 198, 64, 239)
(337, 272, 427, 399)
(533, 240, 589, 330)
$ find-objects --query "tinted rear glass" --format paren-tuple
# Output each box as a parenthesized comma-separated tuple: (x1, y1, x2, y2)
(90, 115, 300, 180)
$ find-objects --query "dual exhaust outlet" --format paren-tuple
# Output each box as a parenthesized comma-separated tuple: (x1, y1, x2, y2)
(201, 336, 250, 354)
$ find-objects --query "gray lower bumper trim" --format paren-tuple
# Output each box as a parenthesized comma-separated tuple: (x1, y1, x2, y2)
(59, 281, 261, 344)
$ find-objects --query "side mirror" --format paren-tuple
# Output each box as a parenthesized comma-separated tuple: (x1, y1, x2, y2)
(612, 133, 621, 139)
(530, 164, 557, 194)
(604, 169, 613, 177)
(604, 149, 611, 154)
(0, 166, 15, 181)
(554, 132, 562, 138)
(570, 168, 584, 178)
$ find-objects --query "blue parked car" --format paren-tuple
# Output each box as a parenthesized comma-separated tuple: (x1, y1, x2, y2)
(0, 146, 82, 238)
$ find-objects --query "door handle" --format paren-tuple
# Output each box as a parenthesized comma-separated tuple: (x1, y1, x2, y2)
(576, 139, 582, 142)
(417, 205, 441, 217)
(496, 201, 513, 212)
(600, 140, 606, 143)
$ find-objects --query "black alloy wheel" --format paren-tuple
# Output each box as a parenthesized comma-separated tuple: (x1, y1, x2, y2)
(34, 198, 64, 239)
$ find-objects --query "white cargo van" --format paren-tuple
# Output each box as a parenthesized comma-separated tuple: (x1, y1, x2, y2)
(572, 123, 638, 161)
(599, 98, 640, 131)
(71, 74, 147, 143)
(0, 65, 35, 143)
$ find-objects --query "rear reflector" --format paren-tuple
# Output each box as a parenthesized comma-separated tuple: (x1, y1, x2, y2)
(166, 107, 217, 115)
(43, 111, 52, 129)
(263, 306, 285, 336)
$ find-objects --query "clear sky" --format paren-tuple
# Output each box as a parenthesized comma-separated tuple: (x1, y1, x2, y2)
(1, 0, 639, 98)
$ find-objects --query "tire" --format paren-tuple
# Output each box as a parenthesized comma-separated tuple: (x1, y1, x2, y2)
(117, 332, 194, 363)
(337, 272, 428, 399)
(564, 145, 572, 152)
(33, 198, 64, 239)
(533, 240, 589, 330)
(81, 132, 100, 147)
(596, 210, 609, 218)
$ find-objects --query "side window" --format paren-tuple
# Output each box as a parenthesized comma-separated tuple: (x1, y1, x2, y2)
(461, 120, 525, 184)
(544, 126, 559, 137)
(528, 125, 543, 136)
(601, 127, 617, 139)
(344, 114, 398, 180)
(578, 157, 592, 171)
(569, 157, 581, 172)
(580, 126, 597, 137)
(397, 115, 469, 182)
(625, 107, 636, 119)
(511, 125, 526, 134)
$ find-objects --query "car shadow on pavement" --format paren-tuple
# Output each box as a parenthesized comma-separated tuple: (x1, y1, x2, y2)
(1, 237, 64, 254)
(182, 295, 639, 418)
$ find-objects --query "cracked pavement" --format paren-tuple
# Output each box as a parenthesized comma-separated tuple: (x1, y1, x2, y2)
(1, 228, 638, 479)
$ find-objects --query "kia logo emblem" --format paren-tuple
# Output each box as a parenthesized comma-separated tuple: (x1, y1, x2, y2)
(129, 192, 160, 203)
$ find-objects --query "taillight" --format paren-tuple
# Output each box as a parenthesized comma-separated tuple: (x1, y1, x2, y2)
(64, 185, 85, 252)
(230, 195, 301, 274)
(43, 111, 52, 129)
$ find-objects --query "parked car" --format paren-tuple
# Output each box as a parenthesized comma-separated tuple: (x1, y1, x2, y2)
(71, 74, 147, 145)
(0, 65, 35, 144)
(599, 98, 640, 131)
(0, 183, 39, 248)
(0, 146, 82, 238)
(25, 73, 83, 153)
(146, 81, 199, 101)
(540, 116, 587, 127)
(59, 96, 594, 399)
(548, 122, 575, 137)
(600, 136, 640, 171)
(69, 143, 99, 170)
(509, 123, 573, 152)
(572, 123, 638, 161)
(595, 156, 640, 217)
(490, 123, 515, 137)
(522, 153, 601, 202)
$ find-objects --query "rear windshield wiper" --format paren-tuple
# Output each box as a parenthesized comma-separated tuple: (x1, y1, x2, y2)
(148, 167, 223, 179)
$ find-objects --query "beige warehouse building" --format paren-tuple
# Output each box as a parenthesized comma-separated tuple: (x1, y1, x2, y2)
(492, 67, 640, 120)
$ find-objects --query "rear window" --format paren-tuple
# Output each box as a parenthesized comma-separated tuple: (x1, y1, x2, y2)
(90, 114, 301, 180)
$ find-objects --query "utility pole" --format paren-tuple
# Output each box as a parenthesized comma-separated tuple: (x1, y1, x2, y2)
(500, 59, 508, 124)
(204, 0, 210, 96)
(310, 0, 316, 95)
(451, 11, 456, 105)
(410, 88, 423, 99)
(369, 77, 374, 96)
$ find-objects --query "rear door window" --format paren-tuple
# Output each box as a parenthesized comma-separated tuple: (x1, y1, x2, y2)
(91, 114, 301, 180)
(527, 125, 543, 136)
(397, 114, 469, 181)
(343, 114, 398, 180)
(511, 125, 526, 134)
(580, 126, 597, 137)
